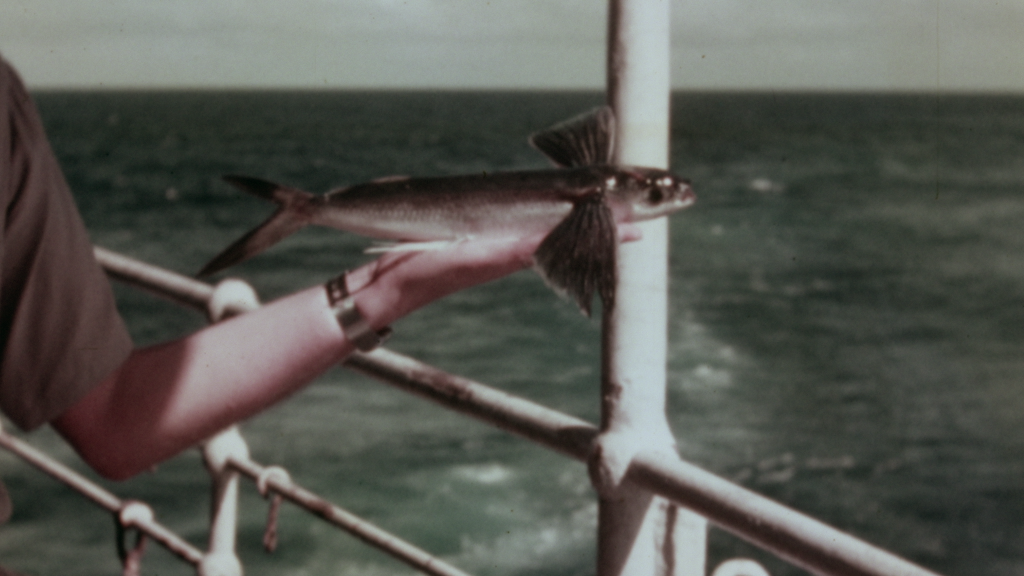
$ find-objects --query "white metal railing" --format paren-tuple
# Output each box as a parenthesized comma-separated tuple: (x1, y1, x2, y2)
(0, 412, 471, 576)
(0, 419, 205, 570)
(4, 243, 950, 573)
(0, 246, 949, 576)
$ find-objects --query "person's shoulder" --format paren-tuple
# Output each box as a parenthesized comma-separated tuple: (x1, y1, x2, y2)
(0, 55, 31, 107)
(0, 54, 14, 92)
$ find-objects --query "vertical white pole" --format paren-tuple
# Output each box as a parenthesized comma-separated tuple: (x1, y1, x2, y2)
(199, 279, 262, 576)
(599, 1, 708, 576)
(201, 427, 247, 576)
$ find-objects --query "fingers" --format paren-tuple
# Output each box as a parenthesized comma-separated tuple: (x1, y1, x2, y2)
(349, 224, 642, 298)
(344, 223, 645, 325)
(345, 233, 539, 294)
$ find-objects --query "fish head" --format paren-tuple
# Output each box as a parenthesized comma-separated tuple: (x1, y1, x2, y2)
(607, 167, 696, 222)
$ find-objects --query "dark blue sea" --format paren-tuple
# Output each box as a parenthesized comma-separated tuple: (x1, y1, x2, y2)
(2, 91, 1024, 576)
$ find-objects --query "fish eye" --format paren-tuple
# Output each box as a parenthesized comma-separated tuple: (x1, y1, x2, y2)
(648, 188, 664, 203)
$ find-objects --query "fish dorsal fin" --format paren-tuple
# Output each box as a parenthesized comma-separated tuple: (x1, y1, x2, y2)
(532, 192, 617, 317)
(529, 106, 616, 168)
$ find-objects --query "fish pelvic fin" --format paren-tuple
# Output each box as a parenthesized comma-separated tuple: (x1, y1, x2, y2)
(529, 106, 616, 168)
(364, 239, 463, 254)
(533, 192, 617, 317)
(197, 176, 318, 276)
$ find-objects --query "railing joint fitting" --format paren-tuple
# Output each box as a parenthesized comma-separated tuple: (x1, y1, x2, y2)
(588, 426, 676, 497)
(711, 558, 771, 576)
(202, 427, 251, 477)
(207, 278, 260, 323)
(255, 465, 291, 498)
(117, 499, 155, 529)
(115, 500, 154, 576)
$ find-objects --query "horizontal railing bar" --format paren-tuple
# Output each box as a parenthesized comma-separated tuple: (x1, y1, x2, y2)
(343, 349, 596, 460)
(228, 456, 473, 576)
(345, 351, 942, 576)
(93, 246, 945, 576)
(0, 425, 204, 566)
(94, 246, 215, 313)
(0, 428, 120, 511)
(631, 453, 940, 576)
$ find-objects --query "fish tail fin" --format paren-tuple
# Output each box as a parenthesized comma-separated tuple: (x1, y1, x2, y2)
(197, 176, 318, 276)
(533, 193, 617, 317)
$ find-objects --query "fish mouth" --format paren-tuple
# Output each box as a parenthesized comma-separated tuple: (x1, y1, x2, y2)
(673, 181, 696, 211)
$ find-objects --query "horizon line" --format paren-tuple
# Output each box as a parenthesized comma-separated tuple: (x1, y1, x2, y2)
(26, 85, 1024, 97)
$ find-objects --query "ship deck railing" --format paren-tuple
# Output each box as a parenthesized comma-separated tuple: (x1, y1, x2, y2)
(0, 246, 945, 576)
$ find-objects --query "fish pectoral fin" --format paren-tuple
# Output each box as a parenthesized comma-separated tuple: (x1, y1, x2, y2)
(529, 106, 616, 168)
(364, 239, 463, 254)
(533, 193, 617, 317)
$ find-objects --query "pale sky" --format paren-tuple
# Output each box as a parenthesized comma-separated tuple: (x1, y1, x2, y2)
(0, 0, 1021, 92)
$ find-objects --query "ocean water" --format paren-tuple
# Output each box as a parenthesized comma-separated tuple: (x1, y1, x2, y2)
(1, 91, 1024, 576)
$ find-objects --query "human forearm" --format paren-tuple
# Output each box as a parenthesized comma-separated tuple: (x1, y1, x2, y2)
(53, 232, 552, 479)
(53, 283, 350, 479)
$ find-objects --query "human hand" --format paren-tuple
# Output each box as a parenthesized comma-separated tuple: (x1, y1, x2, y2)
(344, 223, 643, 328)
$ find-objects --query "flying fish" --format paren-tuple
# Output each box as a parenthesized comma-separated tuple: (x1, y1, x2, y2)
(198, 107, 695, 316)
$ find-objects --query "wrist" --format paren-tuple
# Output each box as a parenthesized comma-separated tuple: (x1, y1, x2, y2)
(325, 273, 394, 351)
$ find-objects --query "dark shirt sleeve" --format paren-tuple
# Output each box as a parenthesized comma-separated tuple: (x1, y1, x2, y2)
(0, 57, 133, 431)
